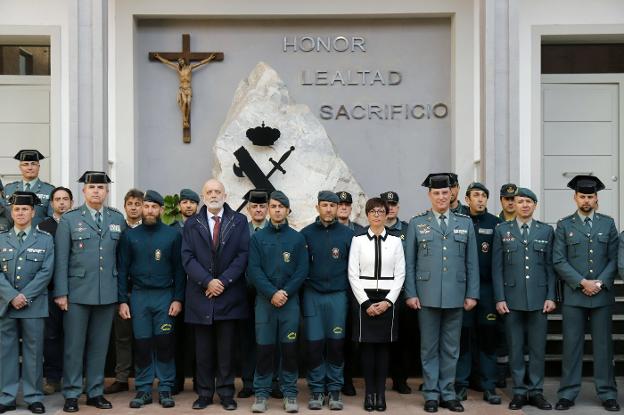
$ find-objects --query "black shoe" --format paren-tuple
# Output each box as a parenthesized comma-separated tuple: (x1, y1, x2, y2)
(63, 398, 79, 413)
(424, 400, 438, 413)
(529, 394, 552, 410)
(364, 394, 374, 411)
(342, 382, 356, 397)
(270, 385, 283, 399)
(86, 395, 112, 409)
(192, 396, 213, 410)
(483, 389, 502, 405)
(238, 387, 254, 398)
(0, 404, 16, 414)
(103, 381, 129, 394)
(509, 395, 528, 410)
(392, 380, 412, 395)
(375, 393, 386, 411)
(555, 398, 574, 411)
(455, 386, 467, 401)
(603, 399, 621, 412)
(440, 400, 464, 412)
(159, 392, 175, 408)
(221, 397, 237, 411)
(28, 402, 45, 414)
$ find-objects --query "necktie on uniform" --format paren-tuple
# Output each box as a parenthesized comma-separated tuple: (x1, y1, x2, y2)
(584, 217, 592, 233)
(24, 182, 31, 191)
(95, 211, 102, 229)
(17, 231, 25, 246)
(212, 216, 221, 248)
(521, 223, 529, 242)
(439, 214, 447, 234)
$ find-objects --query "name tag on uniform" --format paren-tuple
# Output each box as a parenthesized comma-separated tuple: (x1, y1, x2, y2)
(453, 229, 467, 235)
(109, 224, 121, 233)
(478, 228, 494, 235)
(534, 239, 549, 244)
(26, 248, 45, 253)
(37, 193, 49, 200)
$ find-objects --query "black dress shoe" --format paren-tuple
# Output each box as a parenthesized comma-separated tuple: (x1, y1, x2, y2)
(424, 400, 438, 413)
(555, 398, 574, 410)
(28, 402, 46, 414)
(529, 394, 552, 410)
(342, 382, 356, 396)
(63, 398, 79, 413)
(237, 387, 254, 398)
(509, 395, 528, 410)
(363, 394, 374, 412)
(392, 380, 412, 394)
(221, 397, 237, 411)
(375, 393, 386, 411)
(0, 403, 16, 414)
(440, 399, 464, 412)
(192, 396, 213, 410)
(603, 399, 621, 412)
(86, 395, 112, 409)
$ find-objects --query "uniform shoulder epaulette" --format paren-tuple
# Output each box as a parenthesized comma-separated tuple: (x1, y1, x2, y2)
(0, 228, 9, 234)
(64, 207, 82, 215)
(106, 206, 124, 215)
(595, 212, 613, 220)
(35, 226, 51, 237)
(454, 212, 470, 219)
(558, 214, 575, 222)
(412, 211, 429, 219)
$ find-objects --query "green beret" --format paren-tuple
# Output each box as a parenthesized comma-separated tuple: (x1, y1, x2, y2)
(179, 188, 200, 203)
(466, 182, 489, 198)
(516, 187, 537, 203)
(318, 190, 339, 203)
(143, 190, 164, 206)
(270, 190, 290, 208)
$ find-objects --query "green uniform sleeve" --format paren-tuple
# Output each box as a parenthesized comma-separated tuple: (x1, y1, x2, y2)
(465, 220, 480, 300)
(491, 226, 505, 303)
(545, 226, 557, 301)
(596, 219, 618, 290)
(247, 234, 278, 300)
(404, 219, 418, 299)
(282, 235, 309, 297)
(53, 216, 71, 298)
(553, 222, 584, 288)
(117, 231, 132, 304)
(20, 234, 54, 301)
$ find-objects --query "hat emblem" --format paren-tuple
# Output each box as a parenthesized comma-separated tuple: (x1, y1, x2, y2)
(507, 186, 515, 194)
(340, 192, 347, 200)
(388, 193, 394, 200)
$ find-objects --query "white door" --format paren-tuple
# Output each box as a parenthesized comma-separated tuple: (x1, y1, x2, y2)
(0, 80, 51, 183)
(542, 81, 619, 225)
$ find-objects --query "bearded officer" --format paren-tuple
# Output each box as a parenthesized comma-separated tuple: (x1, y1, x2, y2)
(301, 191, 353, 410)
(405, 174, 479, 413)
(498, 184, 517, 222)
(171, 188, 200, 233)
(447, 173, 469, 216)
(0, 192, 54, 414)
(554, 175, 619, 412)
(118, 190, 185, 409)
(53, 171, 126, 412)
(248, 191, 308, 414)
(4, 150, 54, 226)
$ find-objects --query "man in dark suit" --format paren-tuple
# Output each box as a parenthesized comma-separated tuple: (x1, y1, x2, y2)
(181, 179, 250, 411)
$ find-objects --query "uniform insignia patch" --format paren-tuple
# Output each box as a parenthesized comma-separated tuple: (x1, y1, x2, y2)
(155, 249, 161, 261)
(400, 234, 405, 240)
(283, 252, 291, 263)
(75, 225, 86, 232)
(478, 228, 494, 235)
(26, 248, 45, 253)
(331, 247, 340, 259)
(109, 224, 121, 233)
(453, 229, 468, 235)
(481, 242, 489, 253)
(2, 263, 7, 273)
(333, 326, 344, 334)
(502, 232, 514, 242)
(486, 313, 497, 321)
(287, 331, 297, 340)
(37, 193, 49, 199)
(160, 323, 172, 332)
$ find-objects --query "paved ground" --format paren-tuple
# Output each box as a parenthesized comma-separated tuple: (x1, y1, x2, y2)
(5, 377, 622, 414)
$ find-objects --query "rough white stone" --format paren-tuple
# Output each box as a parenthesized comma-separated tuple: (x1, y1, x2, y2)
(213, 62, 367, 229)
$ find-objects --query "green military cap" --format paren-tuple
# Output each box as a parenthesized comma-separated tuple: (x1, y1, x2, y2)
(270, 190, 290, 208)
(9, 191, 41, 206)
(499, 183, 518, 198)
(143, 190, 164, 206)
(318, 190, 339, 203)
(516, 187, 537, 203)
(14, 149, 45, 162)
(380, 191, 399, 203)
(78, 171, 112, 184)
(566, 175, 605, 194)
(179, 188, 200, 203)
(336, 191, 353, 204)
(422, 174, 451, 189)
(466, 182, 489, 198)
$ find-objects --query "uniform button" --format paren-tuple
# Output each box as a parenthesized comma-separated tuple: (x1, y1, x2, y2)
(443, 256, 447, 261)
(525, 256, 529, 260)
(526, 275, 530, 279)
(590, 250, 593, 254)
(100, 247, 103, 250)
(589, 239, 593, 243)
(100, 267, 103, 270)
(100, 257, 103, 260)
(443, 267, 447, 272)
(16, 276, 20, 280)
(525, 266, 529, 270)
(18, 257, 23, 261)
(589, 270, 593, 273)
(524, 247, 528, 251)
(17, 266, 21, 270)
(443, 247, 447, 250)
(589, 259, 593, 263)
(443, 236, 447, 240)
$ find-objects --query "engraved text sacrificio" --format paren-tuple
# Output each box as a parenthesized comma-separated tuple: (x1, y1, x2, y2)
(319, 103, 449, 120)
(300, 70, 401, 86)
(283, 36, 366, 53)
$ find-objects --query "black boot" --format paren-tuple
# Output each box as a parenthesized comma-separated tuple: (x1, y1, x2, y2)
(364, 394, 374, 412)
(375, 393, 387, 411)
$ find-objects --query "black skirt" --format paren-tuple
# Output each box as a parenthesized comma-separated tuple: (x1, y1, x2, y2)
(351, 289, 398, 343)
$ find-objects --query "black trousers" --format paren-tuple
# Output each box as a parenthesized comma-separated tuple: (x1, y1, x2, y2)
(195, 320, 237, 398)
(43, 294, 63, 382)
(175, 310, 196, 389)
(390, 300, 420, 382)
(360, 343, 390, 396)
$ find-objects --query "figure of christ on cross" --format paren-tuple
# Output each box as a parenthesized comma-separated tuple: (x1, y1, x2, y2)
(149, 34, 224, 143)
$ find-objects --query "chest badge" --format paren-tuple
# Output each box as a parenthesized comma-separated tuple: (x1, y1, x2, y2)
(283, 251, 291, 263)
(331, 247, 340, 259)
(569, 232, 574, 237)
(2, 262, 7, 273)
(400, 234, 405, 240)
(155, 249, 162, 261)
(481, 242, 489, 253)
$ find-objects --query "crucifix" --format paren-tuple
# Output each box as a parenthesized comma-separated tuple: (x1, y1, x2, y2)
(149, 34, 224, 143)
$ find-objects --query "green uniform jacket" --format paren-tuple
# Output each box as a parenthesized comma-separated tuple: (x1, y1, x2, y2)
(404, 210, 480, 308)
(53, 204, 126, 305)
(553, 212, 617, 308)
(247, 221, 309, 300)
(0, 227, 54, 318)
(4, 179, 54, 224)
(492, 220, 556, 311)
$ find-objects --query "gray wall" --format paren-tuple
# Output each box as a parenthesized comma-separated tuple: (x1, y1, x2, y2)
(135, 18, 451, 216)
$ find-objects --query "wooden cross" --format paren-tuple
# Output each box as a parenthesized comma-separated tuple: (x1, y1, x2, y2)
(149, 34, 224, 143)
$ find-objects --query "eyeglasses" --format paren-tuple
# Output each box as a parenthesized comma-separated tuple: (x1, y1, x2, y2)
(368, 209, 387, 216)
(19, 162, 39, 167)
